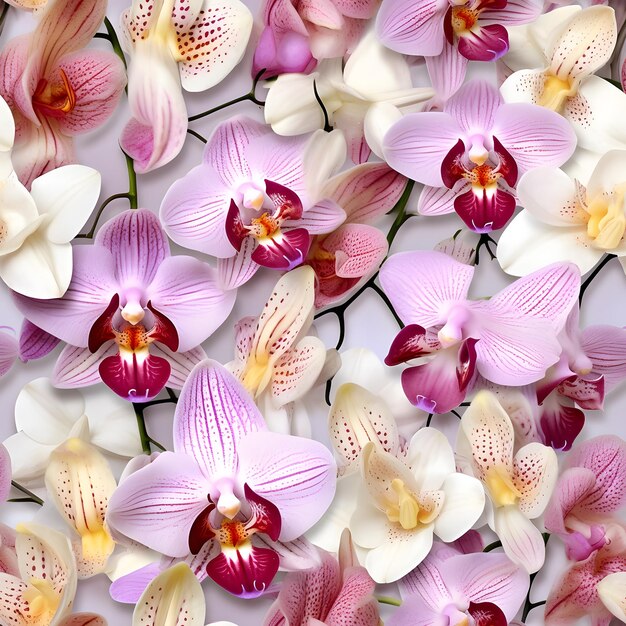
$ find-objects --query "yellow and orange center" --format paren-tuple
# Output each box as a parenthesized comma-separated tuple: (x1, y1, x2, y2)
(115, 325, 151, 354)
(538, 74, 574, 113)
(464, 163, 500, 191)
(33, 69, 76, 116)
(451, 6, 479, 34)
(216, 520, 252, 549)
(484, 466, 521, 508)
(385, 479, 439, 530)
(247, 213, 280, 240)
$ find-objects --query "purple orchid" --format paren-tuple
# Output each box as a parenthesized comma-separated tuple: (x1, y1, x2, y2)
(106, 360, 337, 598)
(545, 435, 626, 562)
(536, 307, 626, 451)
(376, 0, 542, 63)
(380, 80, 576, 232)
(14, 209, 235, 400)
(379, 251, 580, 414)
(388, 541, 529, 626)
(160, 117, 347, 288)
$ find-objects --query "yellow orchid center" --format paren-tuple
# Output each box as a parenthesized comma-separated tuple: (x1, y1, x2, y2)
(451, 6, 479, 35)
(538, 74, 574, 112)
(247, 213, 281, 240)
(33, 69, 76, 117)
(241, 358, 269, 395)
(586, 187, 626, 250)
(484, 466, 521, 507)
(22, 578, 59, 620)
(387, 479, 421, 530)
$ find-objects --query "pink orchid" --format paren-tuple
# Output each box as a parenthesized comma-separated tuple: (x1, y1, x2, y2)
(545, 435, 626, 562)
(252, 0, 378, 78)
(380, 80, 576, 233)
(0, 0, 126, 186)
(307, 163, 407, 308)
(0, 326, 18, 378)
(264, 530, 379, 626)
(106, 360, 337, 597)
(379, 251, 580, 414)
(160, 117, 347, 288)
(119, 0, 252, 173)
(14, 209, 235, 400)
(0, 444, 10, 503)
(389, 541, 529, 626)
(536, 307, 626, 451)
(376, 0, 542, 63)
(17, 319, 60, 363)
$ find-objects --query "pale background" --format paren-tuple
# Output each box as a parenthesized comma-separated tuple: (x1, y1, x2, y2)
(0, 1, 625, 623)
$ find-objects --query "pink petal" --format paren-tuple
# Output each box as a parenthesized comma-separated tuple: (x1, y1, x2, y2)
(418, 185, 458, 216)
(375, 0, 447, 56)
(454, 186, 516, 233)
(457, 24, 509, 62)
(58, 614, 107, 626)
(0, 445, 10, 503)
(266, 179, 305, 221)
(480, 0, 545, 25)
(0, 331, 18, 378)
(379, 251, 475, 327)
(18, 319, 59, 362)
(157, 344, 208, 389)
(558, 375, 604, 410)
(325, 566, 378, 626)
(238, 431, 337, 541)
(106, 451, 211, 558)
(444, 80, 502, 136)
(52, 343, 116, 389)
(173, 360, 267, 480)
(581, 325, 626, 390)
(252, 228, 311, 271)
(109, 562, 162, 604)
(385, 324, 441, 366)
(333, 0, 378, 19)
(217, 237, 260, 290)
(539, 395, 585, 451)
(253, 26, 315, 79)
(287, 199, 346, 235)
(426, 39, 468, 107)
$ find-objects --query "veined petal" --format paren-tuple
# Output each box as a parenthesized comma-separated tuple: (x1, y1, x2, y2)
(132, 563, 206, 626)
(45, 438, 117, 576)
(493, 505, 545, 573)
(18, 319, 60, 362)
(0, 445, 10, 503)
(59, 614, 107, 626)
(53, 343, 116, 389)
(456, 24, 509, 62)
(444, 80, 501, 138)
(0, 329, 18, 378)
(512, 442, 558, 518)
(251, 228, 311, 271)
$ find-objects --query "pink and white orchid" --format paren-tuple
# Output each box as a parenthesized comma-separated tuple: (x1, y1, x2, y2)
(252, 0, 378, 78)
(106, 360, 337, 597)
(0, 326, 18, 378)
(499, 150, 626, 276)
(0, 444, 10, 503)
(120, 0, 252, 173)
(544, 435, 626, 562)
(379, 80, 576, 232)
(376, 0, 542, 63)
(0, 0, 126, 186)
(379, 251, 580, 413)
(15, 209, 235, 400)
(161, 117, 347, 286)
(458, 391, 558, 574)
(598, 572, 626, 623)
(388, 541, 529, 626)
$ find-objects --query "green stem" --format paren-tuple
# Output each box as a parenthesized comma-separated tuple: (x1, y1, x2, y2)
(376, 596, 402, 607)
(386, 180, 415, 246)
(103, 16, 127, 71)
(483, 540, 502, 552)
(134, 404, 152, 454)
(579, 254, 615, 304)
(10, 481, 44, 506)
(187, 128, 207, 144)
(124, 151, 138, 209)
(75, 193, 131, 238)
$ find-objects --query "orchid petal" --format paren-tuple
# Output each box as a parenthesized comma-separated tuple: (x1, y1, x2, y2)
(0, 329, 18, 377)
(582, 325, 626, 389)
(18, 319, 59, 362)
(217, 237, 259, 290)
(494, 506, 545, 573)
(512, 442, 558, 518)
(0, 445, 10, 503)
(53, 343, 116, 389)
(457, 24, 509, 62)
(157, 344, 208, 390)
(597, 572, 626, 622)
(3, 432, 59, 483)
(445, 80, 502, 136)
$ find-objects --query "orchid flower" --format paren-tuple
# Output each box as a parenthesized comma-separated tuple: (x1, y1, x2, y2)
(0, 443, 10, 503)
(264, 31, 434, 164)
(379, 251, 580, 413)
(18, 320, 60, 363)
(4, 0, 48, 9)
(499, 150, 626, 276)
(308, 163, 407, 307)
(120, 0, 252, 173)
(545, 435, 626, 562)
(0, 0, 126, 186)
(161, 117, 347, 287)
(388, 541, 529, 626)
(15, 209, 235, 400)
(458, 391, 558, 573)
(107, 360, 336, 597)
(379, 80, 576, 232)
(501, 6, 626, 152)
(263, 530, 379, 626)
(0, 522, 77, 625)
(545, 537, 626, 626)
(598, 572, 626, 623)
(253, 0, 378, 78)
(227, 266, 327, 433)
(0, 326, 18, 377)
(2, 378, 141, 484)
(375, 0, 542, 64)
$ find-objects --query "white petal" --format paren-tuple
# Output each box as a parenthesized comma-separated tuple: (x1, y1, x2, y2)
(304, 128, 347, 201)
(2, 432, 55, 483)
(597, 572, 626, 622)
(0, 175, 43, 256)
(406, 427, 456, 492)
(434, 473, 485, 542)
(363, 102, 403, 160)
(0, 95, 15, 154)
(587, 149, 626, 199)
(494, 505, 545, 574)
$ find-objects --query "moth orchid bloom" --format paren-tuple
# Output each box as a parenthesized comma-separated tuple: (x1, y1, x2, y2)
(120, 0, 252, 173)
(18, 320, 60, 363)
(501, 6, 625, 151)
(0, 326, 18, 378)
(545, 537, 626, 626)
(380, 251, 580, 414)
(264, 31, 435, 164)
(545, 436, 626, 562)
(15, 209, 235, 400)
(0, 522, 77, 626)
(227, 267, 327, 434)
(459, 391, 558, 573)
(161, 118, 347, 288)
(3, 378, 141, 484)
(0, 0, 126, 187)
(308, 163, 407, 308)
(263, 530, 379, 626)
(534, 307, 626, 451)
(380, 80, 576, 233)
(45, 437, 117, 577)
(253, 0, 378, 78)
(107, 360, 337, 598)
(0, 444, 10, 503)
(499, 151, 626, 276)
(375, 0, 542, 63)
(388, 542, 529, 626)
(598, 572, 626, 623)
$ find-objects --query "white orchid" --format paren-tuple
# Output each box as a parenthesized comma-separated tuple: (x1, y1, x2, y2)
(498, 150, 626, 276)
(3, 378, 142, 483)
(501, 5, 626, 152)
(264, 31, 433, 163)
(598, 572, 626, 623)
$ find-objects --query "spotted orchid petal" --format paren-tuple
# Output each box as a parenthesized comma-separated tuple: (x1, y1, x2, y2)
(58, 615, 107, 626)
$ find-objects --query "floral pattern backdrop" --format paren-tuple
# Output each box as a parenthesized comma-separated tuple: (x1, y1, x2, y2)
(0, 0, 625, 624)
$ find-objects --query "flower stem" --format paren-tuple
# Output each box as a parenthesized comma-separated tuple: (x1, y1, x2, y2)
(370, 283, 403, 328)
(386, 180, 415, 246)
(579, 254, 615, 304)
(520, 533, 550, 620)
(482, 540, 502, 552)
(124, 151, 139, 209)
(102, 16, 127, 71)
(313, 80, 332, 132)
(376, 596, 402, 607)
(10, 481, 44, 506)
(187, 128, 207, 144)
(75, 193, 131, 238)
(133, 404, 152, 454)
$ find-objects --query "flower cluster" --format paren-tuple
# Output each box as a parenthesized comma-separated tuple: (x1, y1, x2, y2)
(0, 0, 625, 624)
